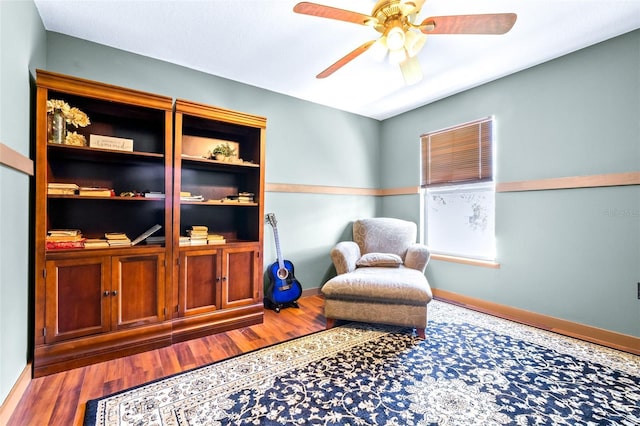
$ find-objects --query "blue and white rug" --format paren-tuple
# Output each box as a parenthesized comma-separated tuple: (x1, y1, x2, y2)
(85, 300, 640, 425)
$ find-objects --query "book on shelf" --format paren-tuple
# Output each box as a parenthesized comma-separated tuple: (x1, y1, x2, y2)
(46, 235, 85, 242)
(79, 187, 114, 197)
(187, 233, 208, 241)
(179, 236, 191, 246)
(105, 232, 129, 240)
(181, 194, 204, 202)
(105, 232, 131, 246)
(48, 183, 79, 195)
(144, 192, 165, 199)
(190, 239, 207, 246)
(223, 192, 255, 203)
(48, 229, 81, 236)
(48, 188, 76, 195)
(131, 224, 162, 246)
(84, 239, 110, 249)
(107, 240, 131, 247)
(207, 234, 226, 245)
(48, 183, 79, 189)
(46, 240, 85, 250)
(145, 236, 165, 245)
(238, 192, 255, 203)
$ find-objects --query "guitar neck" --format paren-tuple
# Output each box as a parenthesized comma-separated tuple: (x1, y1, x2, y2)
(272, 225, 285, 270)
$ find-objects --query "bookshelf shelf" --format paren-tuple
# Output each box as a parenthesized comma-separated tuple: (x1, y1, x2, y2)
(47, 194, 167, 201)
(179, 200, 259, 206)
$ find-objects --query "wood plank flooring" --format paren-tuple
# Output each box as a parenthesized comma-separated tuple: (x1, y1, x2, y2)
(8, 295, 326, 426)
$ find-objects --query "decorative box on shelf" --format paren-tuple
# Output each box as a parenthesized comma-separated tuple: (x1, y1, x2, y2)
(89, 134, 134, 152)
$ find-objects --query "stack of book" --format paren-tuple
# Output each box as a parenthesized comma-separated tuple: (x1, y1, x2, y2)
(223, 192, 254, 203)
(181, 192, 204, 202)
(47, 183, 79, 195)
(207, 234, 226, 245)
(79, 187, 114, 197)
(105, 233, 131, 247)
(179, 236, 191, 246)
(46, 229, 85, 249)
(187, 225, 209, 245)
(238, 192, 254, 203)
(84, 238, 109, 249)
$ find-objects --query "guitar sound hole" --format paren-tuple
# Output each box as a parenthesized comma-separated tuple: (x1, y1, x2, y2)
(277, 268, 289, 280)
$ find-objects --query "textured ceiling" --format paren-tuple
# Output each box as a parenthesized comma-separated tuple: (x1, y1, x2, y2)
(34, 0, 640, 120)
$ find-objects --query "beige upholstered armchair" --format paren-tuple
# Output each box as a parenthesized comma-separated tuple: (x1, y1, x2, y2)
(322, 217, 433, 338)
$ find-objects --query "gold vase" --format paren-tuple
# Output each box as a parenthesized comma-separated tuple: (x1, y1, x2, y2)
(48, 109, 66, 144)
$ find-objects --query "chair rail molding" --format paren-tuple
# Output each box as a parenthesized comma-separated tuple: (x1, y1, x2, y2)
(0, 142, 33, 176)
(267, 172, 639, 197)
(496, 172, 640, 192)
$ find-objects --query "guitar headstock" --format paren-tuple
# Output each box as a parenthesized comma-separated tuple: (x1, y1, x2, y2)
(265, 213, 277, 228)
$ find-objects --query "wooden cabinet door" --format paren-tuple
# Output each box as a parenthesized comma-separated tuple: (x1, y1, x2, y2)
(178, 249, 222, 317)
(111, 253, 166, 330)
(222, 244, 261, 309)
(44, 257, 111, 343)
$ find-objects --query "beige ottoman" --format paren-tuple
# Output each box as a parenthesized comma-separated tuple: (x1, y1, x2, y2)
(322, 265, 432, 338)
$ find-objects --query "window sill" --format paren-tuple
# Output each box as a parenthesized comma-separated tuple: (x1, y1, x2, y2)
(430, 254, 500, 269)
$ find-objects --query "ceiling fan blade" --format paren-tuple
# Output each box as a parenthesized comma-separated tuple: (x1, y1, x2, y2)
(420, 13, 517, 35)
(317, 40, 376, 79)
(294, 2, 375, 26)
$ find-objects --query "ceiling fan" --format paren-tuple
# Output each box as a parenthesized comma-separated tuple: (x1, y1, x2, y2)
(293, 0, 517, 85)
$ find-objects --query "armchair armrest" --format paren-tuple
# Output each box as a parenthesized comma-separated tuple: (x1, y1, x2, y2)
(404, 243, 431, 273)
(330, 241, 361, 275)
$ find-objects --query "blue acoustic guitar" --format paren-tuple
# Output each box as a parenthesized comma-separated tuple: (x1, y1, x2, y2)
(265, 213, 302, 312)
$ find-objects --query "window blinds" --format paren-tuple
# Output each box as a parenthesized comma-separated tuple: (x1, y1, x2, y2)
(421, 117, 493, 187)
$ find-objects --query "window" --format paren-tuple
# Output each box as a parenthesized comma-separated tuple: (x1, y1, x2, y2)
(421, 117, 495, 260)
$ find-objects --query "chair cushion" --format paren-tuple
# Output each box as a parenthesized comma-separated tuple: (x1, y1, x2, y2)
(353, 218, 417, 260)
(322, 266, 432, 306)
(356, 252, 403, 268)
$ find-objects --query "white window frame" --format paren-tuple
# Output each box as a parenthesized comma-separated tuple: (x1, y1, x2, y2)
(424, 181, 496, 261)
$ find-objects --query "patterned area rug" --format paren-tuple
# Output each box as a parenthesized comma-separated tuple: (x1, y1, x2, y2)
(84, 301, 640, 425)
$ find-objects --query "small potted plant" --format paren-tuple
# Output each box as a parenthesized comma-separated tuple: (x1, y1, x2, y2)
(211, 142, 236, 161)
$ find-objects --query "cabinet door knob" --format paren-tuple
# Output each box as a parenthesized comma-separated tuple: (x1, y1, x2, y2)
(103, 291, 110, 297)
(111, 290, 118, 296)
(222, 276, 227, 281)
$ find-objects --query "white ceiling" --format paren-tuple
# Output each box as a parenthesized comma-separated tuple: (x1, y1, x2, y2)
(34, 0, 640, 120)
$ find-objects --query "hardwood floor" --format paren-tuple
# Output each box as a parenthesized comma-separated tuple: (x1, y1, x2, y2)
(9, 295, 326, 426)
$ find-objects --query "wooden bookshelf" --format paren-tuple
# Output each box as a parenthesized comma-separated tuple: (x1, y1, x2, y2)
(33, 71, 266, 376)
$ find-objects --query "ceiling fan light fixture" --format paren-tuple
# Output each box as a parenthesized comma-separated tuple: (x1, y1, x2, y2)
(385, 25, 405, 51)
(404, 29, 426, 57)
(370, 37, 388, 61)
(388, 47, 408, 64)
(399, 55, 423, 85)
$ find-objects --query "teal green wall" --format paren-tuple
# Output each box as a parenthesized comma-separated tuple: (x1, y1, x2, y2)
(0, 0, 46, 405)
(44, 32, 382, 294)
(380, 30, 640, 337)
